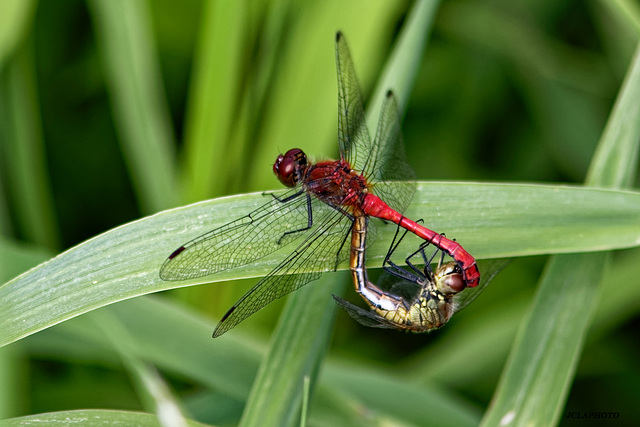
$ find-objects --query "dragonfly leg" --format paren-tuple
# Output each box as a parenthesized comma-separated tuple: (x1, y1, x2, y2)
(406, 233, 446, 278)
(265, 189, 304, 203)
(275, 193, 314, 245)
(381, 224, 423, 283)
(400, 219, 434, 277)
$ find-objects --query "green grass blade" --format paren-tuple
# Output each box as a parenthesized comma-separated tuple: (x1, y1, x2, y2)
(239, 274, 343, 427)
(480, 254, 608, 427)
(0, 409, 209, 427)
(481, 40, 640, 427)
(586, 41, 640, 187)
(404, 183, 640, 258)
(90, 309, 189, 427)
(0, 183, 639, 349)
(366, 0, 441, 124)
(0, 0, 39, 244)
(87, 0, 178, 213)
(300, 375, 310, 427)
(180, 0, 246, 202)
(321, 362, 480, 427)
(0, 43, 59, 249)
(608, 0, 640, 33)
(0, 0, 36, 67)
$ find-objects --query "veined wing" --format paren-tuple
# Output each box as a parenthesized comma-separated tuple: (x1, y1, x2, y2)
(332, 295, 399, 329)
(335, 34, 415, 214)
(335, 32, 376, 175)
(160, 188, 316, 281)
(213, 205, 353, 337)
(368, 91, 415, 214)
(453, 258, 511, 311)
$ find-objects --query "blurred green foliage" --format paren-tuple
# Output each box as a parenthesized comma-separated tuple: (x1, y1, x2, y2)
(1, 0, 639, 426)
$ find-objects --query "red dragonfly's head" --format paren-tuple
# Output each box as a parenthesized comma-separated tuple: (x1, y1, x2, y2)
(274, 148, 308, 187)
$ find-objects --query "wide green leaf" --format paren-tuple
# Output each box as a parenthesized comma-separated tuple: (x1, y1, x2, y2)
(1, 183, 639, 349)
(0, 409, 208, 427)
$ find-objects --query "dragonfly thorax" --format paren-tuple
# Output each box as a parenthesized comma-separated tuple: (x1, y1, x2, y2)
(305, 161, 368, 208)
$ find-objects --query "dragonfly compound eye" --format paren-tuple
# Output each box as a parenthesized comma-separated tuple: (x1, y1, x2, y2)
(435, 262, 466, 294)
(441, 273, 466, 294)
(274, 148, 307, 187)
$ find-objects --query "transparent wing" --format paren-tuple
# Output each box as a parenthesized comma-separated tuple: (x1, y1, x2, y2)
(335, 32, 375, 173)
(368, 91, 415, 213)
(332, 295, 398, 329)
(335, 34, 415, 214)
(453, 258, 511, 311)
(212, 207, 353, 337)
(378, 267, 422, 302)
(160, 188, 315, 281)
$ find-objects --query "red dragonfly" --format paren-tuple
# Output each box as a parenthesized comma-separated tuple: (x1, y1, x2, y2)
(160, 32, 479, 337)
(340, 216, 473, 331)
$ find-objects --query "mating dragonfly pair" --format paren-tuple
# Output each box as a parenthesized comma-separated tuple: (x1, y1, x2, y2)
(160, 33, 481, 337)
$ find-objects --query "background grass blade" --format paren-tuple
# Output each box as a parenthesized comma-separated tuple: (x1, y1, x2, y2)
(87, 0, 177, 213)
(245, 1, 405, 189)
(0, 0, 36, 67)
(180, 0, 246, 202)
(365, 0, 441, 124)
(481, 40, 640, 427)
(586, 41, 640, 187)
(480, 253, 608, 426)
(91, 309, 190, 427)
(0, 42, 59, 249)
(238, 274, 344, 427)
